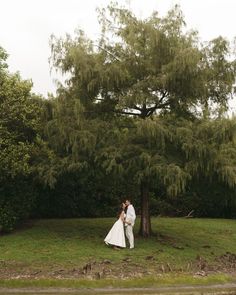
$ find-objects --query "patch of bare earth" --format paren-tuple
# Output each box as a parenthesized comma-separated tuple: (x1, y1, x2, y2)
(1, 252, 236, 280)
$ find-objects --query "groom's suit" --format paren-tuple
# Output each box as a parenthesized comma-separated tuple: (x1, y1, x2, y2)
(125, 204, 136, 249)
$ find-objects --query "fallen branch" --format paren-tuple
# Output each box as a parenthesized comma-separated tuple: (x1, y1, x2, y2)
(184, 210, 194, 218)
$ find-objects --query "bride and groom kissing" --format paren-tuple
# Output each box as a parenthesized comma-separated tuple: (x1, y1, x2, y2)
(104, 199, 136, 249)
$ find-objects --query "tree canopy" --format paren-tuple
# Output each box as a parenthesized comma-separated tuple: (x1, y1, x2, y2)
(50, 4, 236, 119)
(0, 46, 51, 231)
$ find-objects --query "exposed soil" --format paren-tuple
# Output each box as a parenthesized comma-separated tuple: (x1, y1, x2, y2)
(1, 252, 236, 280)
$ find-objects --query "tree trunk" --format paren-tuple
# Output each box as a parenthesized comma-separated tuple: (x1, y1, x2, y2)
(139, 182, 152, 237)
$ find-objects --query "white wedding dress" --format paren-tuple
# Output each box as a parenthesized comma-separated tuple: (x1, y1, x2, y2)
(104, 213, 126, 248)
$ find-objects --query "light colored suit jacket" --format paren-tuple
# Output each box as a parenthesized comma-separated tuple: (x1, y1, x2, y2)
(126, 204, 136, 226)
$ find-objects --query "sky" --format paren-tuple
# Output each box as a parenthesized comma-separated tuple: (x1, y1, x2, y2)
(0, 0, 236, 111)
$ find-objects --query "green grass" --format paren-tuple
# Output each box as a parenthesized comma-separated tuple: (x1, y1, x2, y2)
(1, 217, 236, 287)
(0, 273, 234, 288)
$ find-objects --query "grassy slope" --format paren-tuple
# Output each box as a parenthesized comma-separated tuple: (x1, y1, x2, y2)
(0, 217, 236, 287)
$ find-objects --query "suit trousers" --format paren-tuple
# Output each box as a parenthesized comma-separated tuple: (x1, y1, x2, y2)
(125, 224, 134, 248)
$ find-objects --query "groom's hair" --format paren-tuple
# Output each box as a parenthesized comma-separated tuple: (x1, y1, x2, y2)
(125, 198, 132, 204)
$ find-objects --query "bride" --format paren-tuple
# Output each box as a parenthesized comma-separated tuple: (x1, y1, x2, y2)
(104, 203, 126, 249)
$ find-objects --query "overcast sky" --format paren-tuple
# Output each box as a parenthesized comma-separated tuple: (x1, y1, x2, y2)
(0, 0, 236, 110)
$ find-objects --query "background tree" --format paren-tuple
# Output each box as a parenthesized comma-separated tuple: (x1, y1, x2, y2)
(49, 3, 236, 237)
(0, 46, 50, 232)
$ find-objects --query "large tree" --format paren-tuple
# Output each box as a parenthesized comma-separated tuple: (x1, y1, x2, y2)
(49, 3, 236, 236)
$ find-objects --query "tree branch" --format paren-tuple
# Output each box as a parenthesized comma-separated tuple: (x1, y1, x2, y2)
(132, 105, 143, 111)
(94, 44, 121, 62)
(145, 92, 169, 117)
(113, 110, 141, 116)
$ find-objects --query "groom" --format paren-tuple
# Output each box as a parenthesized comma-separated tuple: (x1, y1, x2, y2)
(124, 199, 136, 249)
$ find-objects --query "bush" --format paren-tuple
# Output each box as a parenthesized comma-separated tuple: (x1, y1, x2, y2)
(0, 176, 37, 232)
(0, 205, 17, 232)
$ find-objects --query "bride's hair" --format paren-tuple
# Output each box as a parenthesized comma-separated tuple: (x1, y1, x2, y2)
(117, 203, 125, 219)
(124, 203, 128, 213)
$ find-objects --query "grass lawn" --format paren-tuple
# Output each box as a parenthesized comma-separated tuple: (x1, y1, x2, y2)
(0, 217, 236, 287)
